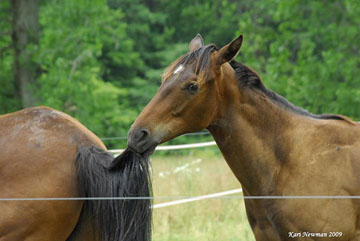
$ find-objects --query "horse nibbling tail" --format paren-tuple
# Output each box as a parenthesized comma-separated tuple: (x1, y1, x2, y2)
(75, 146, 152, 241)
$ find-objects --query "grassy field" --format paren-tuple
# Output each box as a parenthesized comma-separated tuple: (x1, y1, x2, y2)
(150, 148, 256, 241)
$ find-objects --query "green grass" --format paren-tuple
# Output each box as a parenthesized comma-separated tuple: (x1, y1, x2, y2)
(150, 149, 256, 241)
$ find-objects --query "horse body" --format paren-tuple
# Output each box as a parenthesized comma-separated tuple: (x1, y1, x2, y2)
(127, 33, 360, 240)
(0, 106, 104, 240)
(207, 67, 360, 240)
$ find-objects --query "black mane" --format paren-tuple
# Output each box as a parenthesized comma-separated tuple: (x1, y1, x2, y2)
(168, 45, 346, 121)
(229, 60, 346, 121)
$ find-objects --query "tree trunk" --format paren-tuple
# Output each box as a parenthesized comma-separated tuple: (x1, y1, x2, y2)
(11, 0, 39, 108)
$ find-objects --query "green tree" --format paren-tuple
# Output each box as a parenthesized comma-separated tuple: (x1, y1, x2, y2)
(235, 0, 360, 119)
(33, 0, 140, 141)
(11, 0, 40, 107)
(156, 0, 239, 46)
(0, 0, 359, 145)
(107, 0, 171, 112)
(0, 0, 20, 113)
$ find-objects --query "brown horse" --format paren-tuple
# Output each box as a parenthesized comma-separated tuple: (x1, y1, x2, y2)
(0, 106, 152, 241)
(127, 34, 360, 240)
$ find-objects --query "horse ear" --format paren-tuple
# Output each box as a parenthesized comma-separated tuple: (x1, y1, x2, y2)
(189, 33, 204, 52)
(216, 34, 243, 65)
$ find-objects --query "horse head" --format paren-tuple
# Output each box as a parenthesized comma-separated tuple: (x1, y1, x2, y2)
(127, 33, 243, 155)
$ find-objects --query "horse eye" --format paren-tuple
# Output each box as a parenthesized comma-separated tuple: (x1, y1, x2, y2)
(187, 83, 198, 92)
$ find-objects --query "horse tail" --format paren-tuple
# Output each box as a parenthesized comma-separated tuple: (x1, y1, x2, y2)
(75, 146, 152, 241)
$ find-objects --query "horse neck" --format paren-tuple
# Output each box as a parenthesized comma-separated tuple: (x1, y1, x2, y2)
(208, 65, 300, 195)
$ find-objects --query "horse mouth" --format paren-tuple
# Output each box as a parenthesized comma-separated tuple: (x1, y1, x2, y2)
(141, 144, 157, 158)
(127, 126, 163, 158)
(128, 142, 158, 158)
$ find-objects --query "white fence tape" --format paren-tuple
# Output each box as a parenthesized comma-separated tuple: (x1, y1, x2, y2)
(108, 141, 217, 154)
(152, 188, 243, 209)
(101, 131, 210, 141)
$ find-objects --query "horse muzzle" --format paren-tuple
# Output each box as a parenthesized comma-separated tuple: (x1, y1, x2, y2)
(127, 127, 159, 156)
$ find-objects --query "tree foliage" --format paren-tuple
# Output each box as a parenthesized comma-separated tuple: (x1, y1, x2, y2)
(0, 0, 359, 147)
(0, 0, 20, 113)
(236, 0, 360, 117)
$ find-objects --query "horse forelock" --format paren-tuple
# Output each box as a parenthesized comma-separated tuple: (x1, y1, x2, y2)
(162, 44, 217, 82)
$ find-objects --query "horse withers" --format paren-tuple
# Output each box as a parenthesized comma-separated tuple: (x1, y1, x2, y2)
(0, 106, 152, 241)
(127, 33, 360, 240)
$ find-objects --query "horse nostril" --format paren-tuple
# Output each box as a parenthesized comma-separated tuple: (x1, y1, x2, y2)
(133, 128, 150, 143)
(140, 129, 149, 140)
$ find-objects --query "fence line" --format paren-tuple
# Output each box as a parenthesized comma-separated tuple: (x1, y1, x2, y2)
(152, 189, 243, 209)
(108, 141, 217, 154)
(0, 193, 243, 202)
(4, 194, 360, 202)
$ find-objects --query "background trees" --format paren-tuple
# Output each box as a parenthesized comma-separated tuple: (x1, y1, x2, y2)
(1, 0, 359, 145)
(11, 0, 39, 107)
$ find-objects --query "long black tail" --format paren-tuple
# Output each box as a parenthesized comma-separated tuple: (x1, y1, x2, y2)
(75, 146, 152, 241)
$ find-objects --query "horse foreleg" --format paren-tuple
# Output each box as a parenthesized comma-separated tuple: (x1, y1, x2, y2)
(248, 216, 282, 241)
(242, 188, 281, 241)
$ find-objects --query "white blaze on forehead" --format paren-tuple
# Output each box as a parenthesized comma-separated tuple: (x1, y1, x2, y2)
(173, 65, 184, 75)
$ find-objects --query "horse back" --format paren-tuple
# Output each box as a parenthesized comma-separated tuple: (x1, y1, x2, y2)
(0, 106, 105, 149)
(284, 118, 360, 197)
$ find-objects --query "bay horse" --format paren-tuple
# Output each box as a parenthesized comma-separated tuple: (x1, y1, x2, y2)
(127, 34, 360, 240)
(0, 106, 152, 241)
